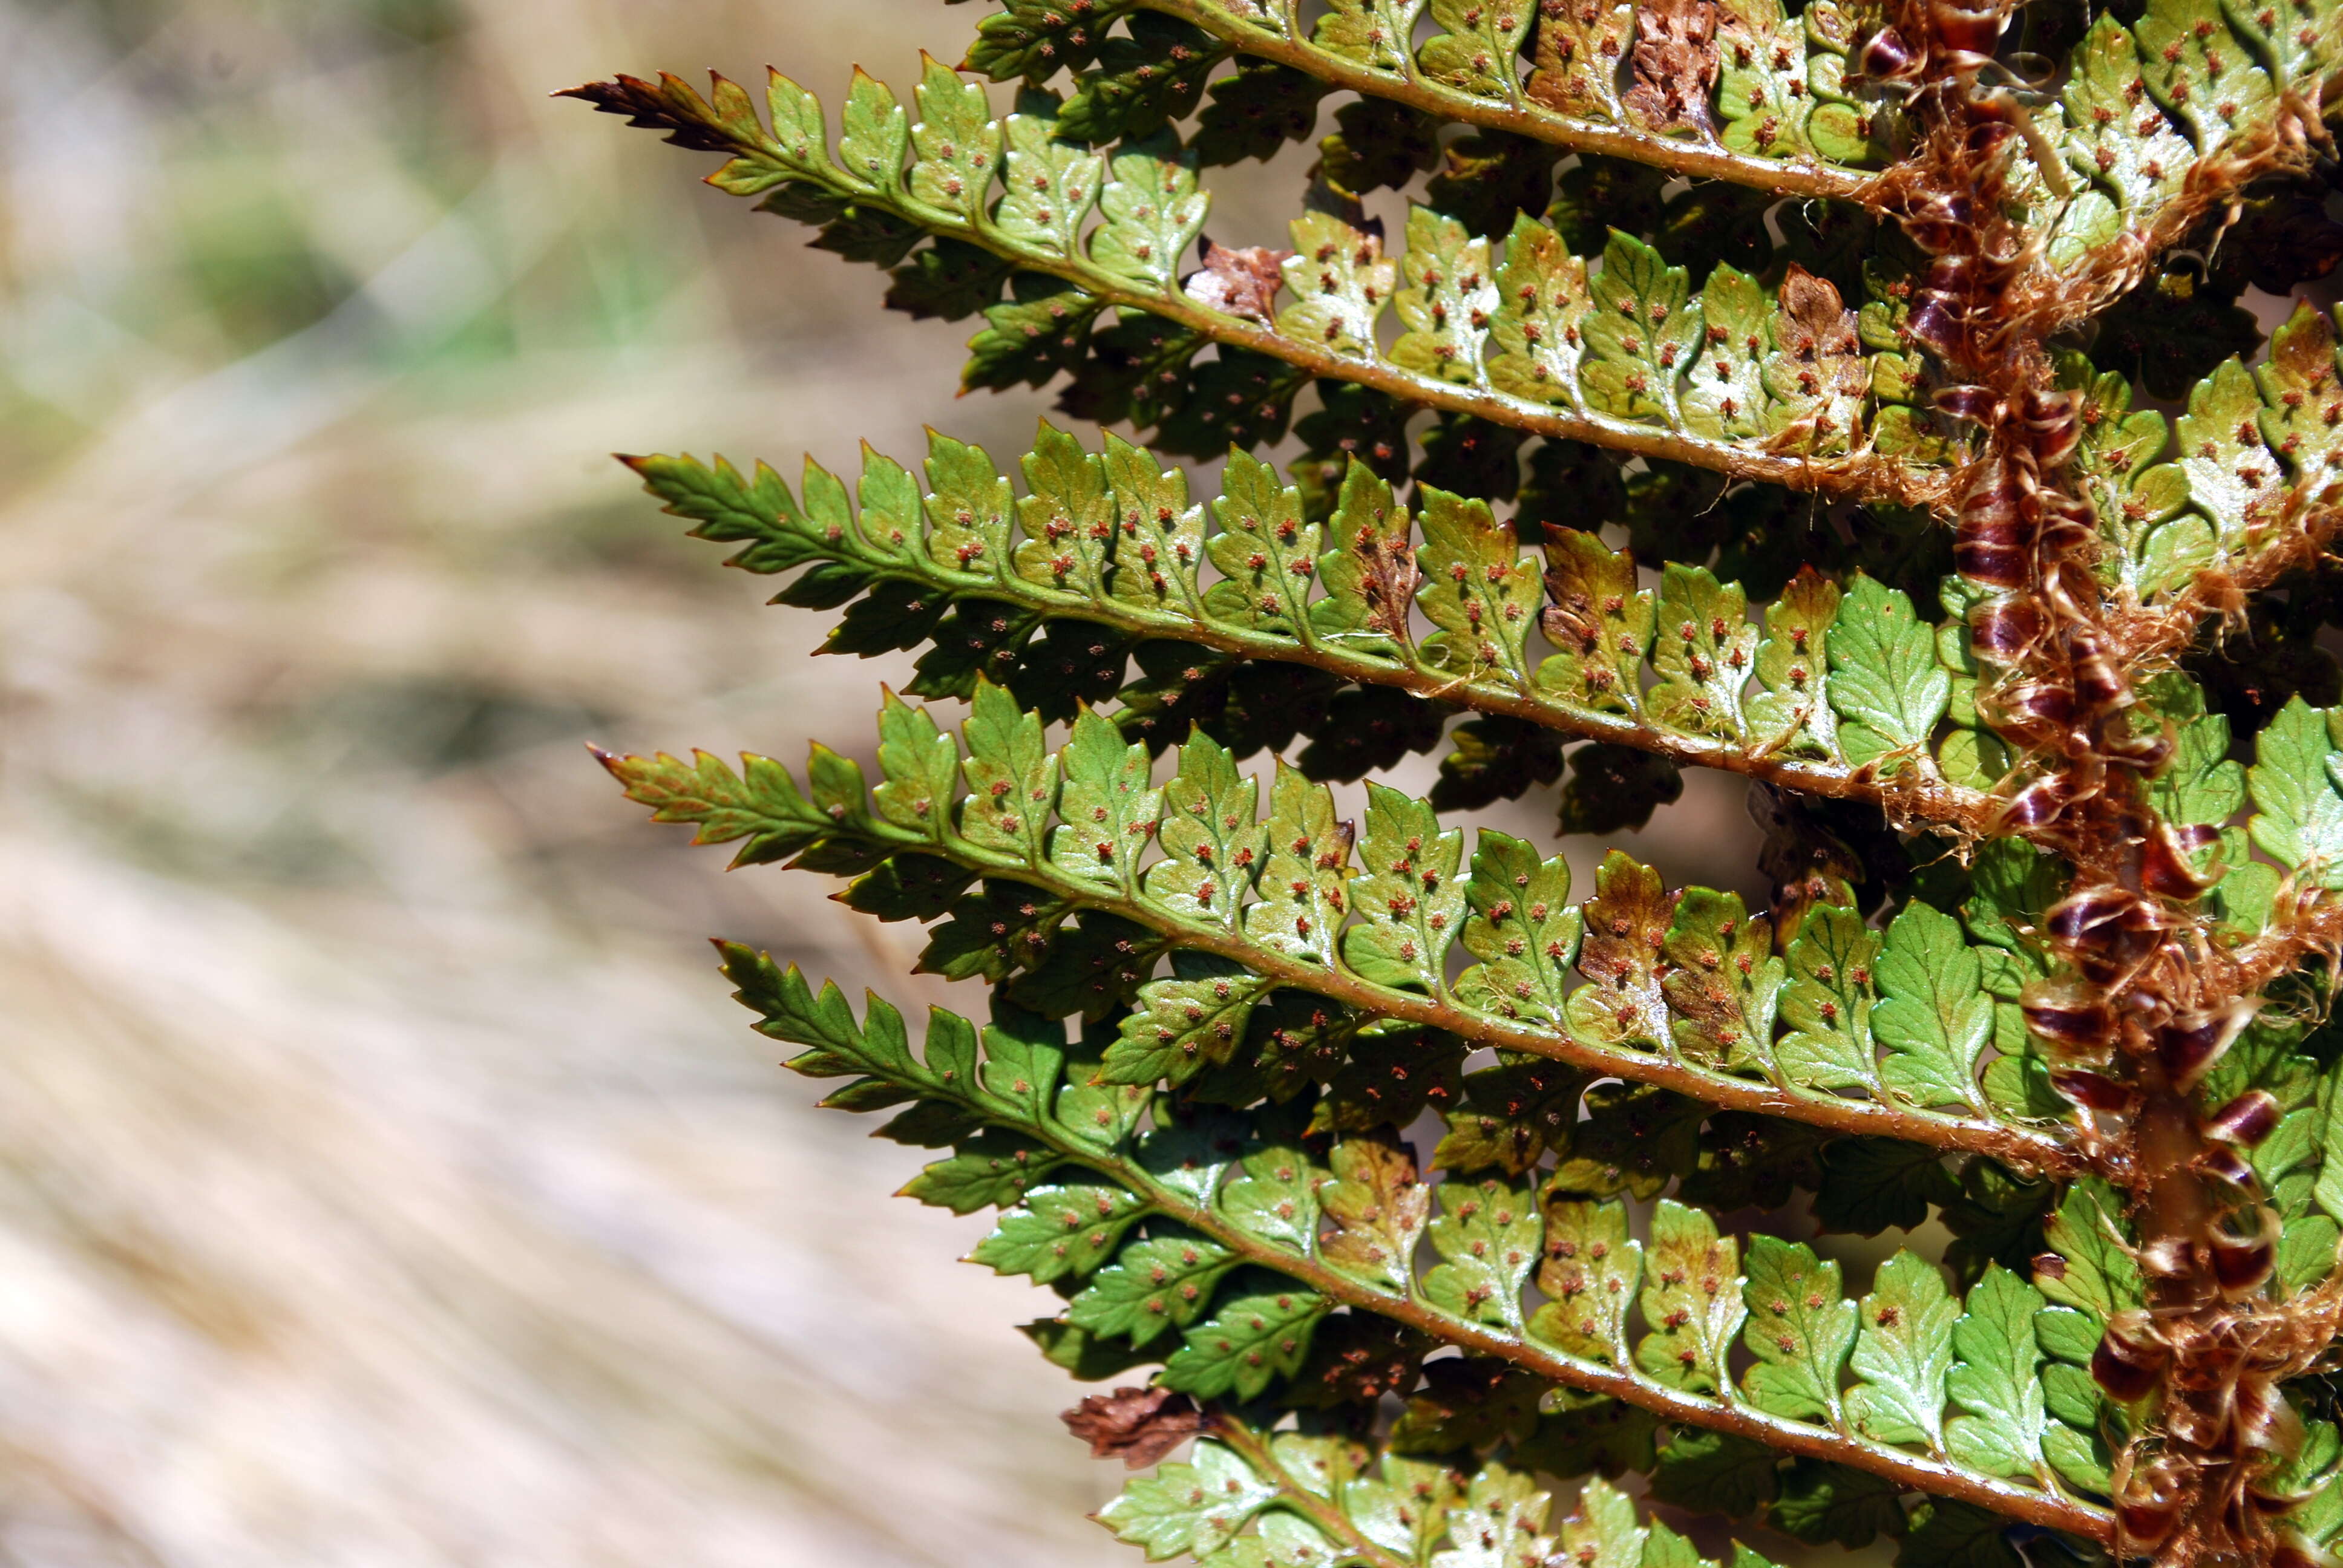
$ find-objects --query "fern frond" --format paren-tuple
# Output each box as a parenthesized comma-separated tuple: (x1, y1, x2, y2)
(621, 433, 1997, 828)
(1099, 1418, 1788, 1568)
(962, 0, 2338, 269)
(599, 688, 2079, 1168)
(1020, 0, 1887, 199)
(557, 65, 1950, 506)
(720, 954, 2115, 1538)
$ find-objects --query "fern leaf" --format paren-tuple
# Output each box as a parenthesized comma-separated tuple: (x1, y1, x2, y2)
(565, 64, 1956, 505)
(620, 433, 1999, 832)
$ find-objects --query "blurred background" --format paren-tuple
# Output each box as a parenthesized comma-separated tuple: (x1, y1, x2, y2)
(0, 2, 1768, 1564)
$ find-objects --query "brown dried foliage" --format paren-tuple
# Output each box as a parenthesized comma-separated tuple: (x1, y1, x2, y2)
(1060, 1387, 1205, 1468)
(1182, 239, 1293, 324)
(1624, 0, 1722, 134)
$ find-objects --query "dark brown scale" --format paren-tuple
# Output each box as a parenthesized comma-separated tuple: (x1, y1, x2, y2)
(2024, 979, 2117, 1056)
(2052, 1067, 2137, 1112)
(2001, 772, 2079, 829)
(1856, 24, 1921, 80)
(1970, 596, 2044, 656)
(2157, 1005, 2253, 1089)
(2203, 1090, 2282, 1148)
(1906, 294, 1964, 359)
(2235, 1373, 2304, 1455)
(2116, 1451, 2189, 1544)
(1954, 468, 2033, 587)
(2195, 1143, 2258, 1190)
(2103, 725, 2178, 773)
(2140, 821, 2212, 899)
(2022, 388, 2084, 468)
(2210, 1216, 2278, 1297)
(2046, 884, 2143, 943)
(1924, 0, 2005, 65)
(2272, 1532, 2339, 1568)
(1933, 384, 2003, 423)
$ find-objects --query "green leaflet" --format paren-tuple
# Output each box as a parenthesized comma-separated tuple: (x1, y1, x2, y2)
(1581, 231, 1701, 426)
(1648, 564, 1757, 741)
(1535, 529, 1652, 719)
(598, 745, 836, 868)
(1845, 1250, 1958, 1452)
(901, 1129, 1064, 1212)
(1423, 1175, 1542, 1330)
(1660, 890, 1784, 1075)
(1419, 0, 1535, 96)
(1454, 832, 1581, 1024)
(1437, 1466, 1554, 1568)
(2033, 1179, 2143, 1328)
(1060, 16, 1225, 143)
(1162, 1284, 1329, 1397)
(1221, 1133, 1325, 1256)
(1309, 460, 1415, 656)
(1738, 1237, 1856, 1425)
(1242, 763, 1352, 966)
(1342, 783, 1467, 990)
(1943, 1266, 2052, 1483)
(1319, 1131, 1432, 1293)
(1746, 570, 1839, 759)
(2057, 356, 2200, 601)
(1437, 1055, 1585, 1175)
(1682, 264, 1769, 441)
(2150, 679, 2246, 828)
(1635, 1200, 1747, 1394)
(1279, 211, 1397, 359)
(1530, 1197, 1641, 1365)
(1871, 903, 1991, 1114)
(2062, 17, 2191, 217)
(962, 678, 1060, 865)
(973, 1181, 1153, 1282)
(1775, 904, 1879, 1094)
(2137, 0, 2276, 148)
(1489, 215, 1593, 409)
(965, 0, 1141, 78)
(1417, 488, 1542, 685)
(2249, 698, 2343, 887)
(1145, 731, 1265, 929)
(1314, 0, 1429, 71)
(1069, 1226, 1241, 1345)
(1109, 959, 1270, 1085)
(1091, 131, 1210, 288)
(1103, 1441, 1281, 1560)
(1716, 0, 1815, 158)
(909, 54, 1002, 218)
(2177, 359, 2287, 555)
(2256, 305, 2343, 510)
(1052, 708, 1164, 892)
(995, 93, 1104, 258)
(1527, 0, 1633, 119)
(1207, 1512, 1342, 1568)
(1205, 451, 1321, 637)
(1827, 576, 1949, 771)
(1392, 207, 1499, 385)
